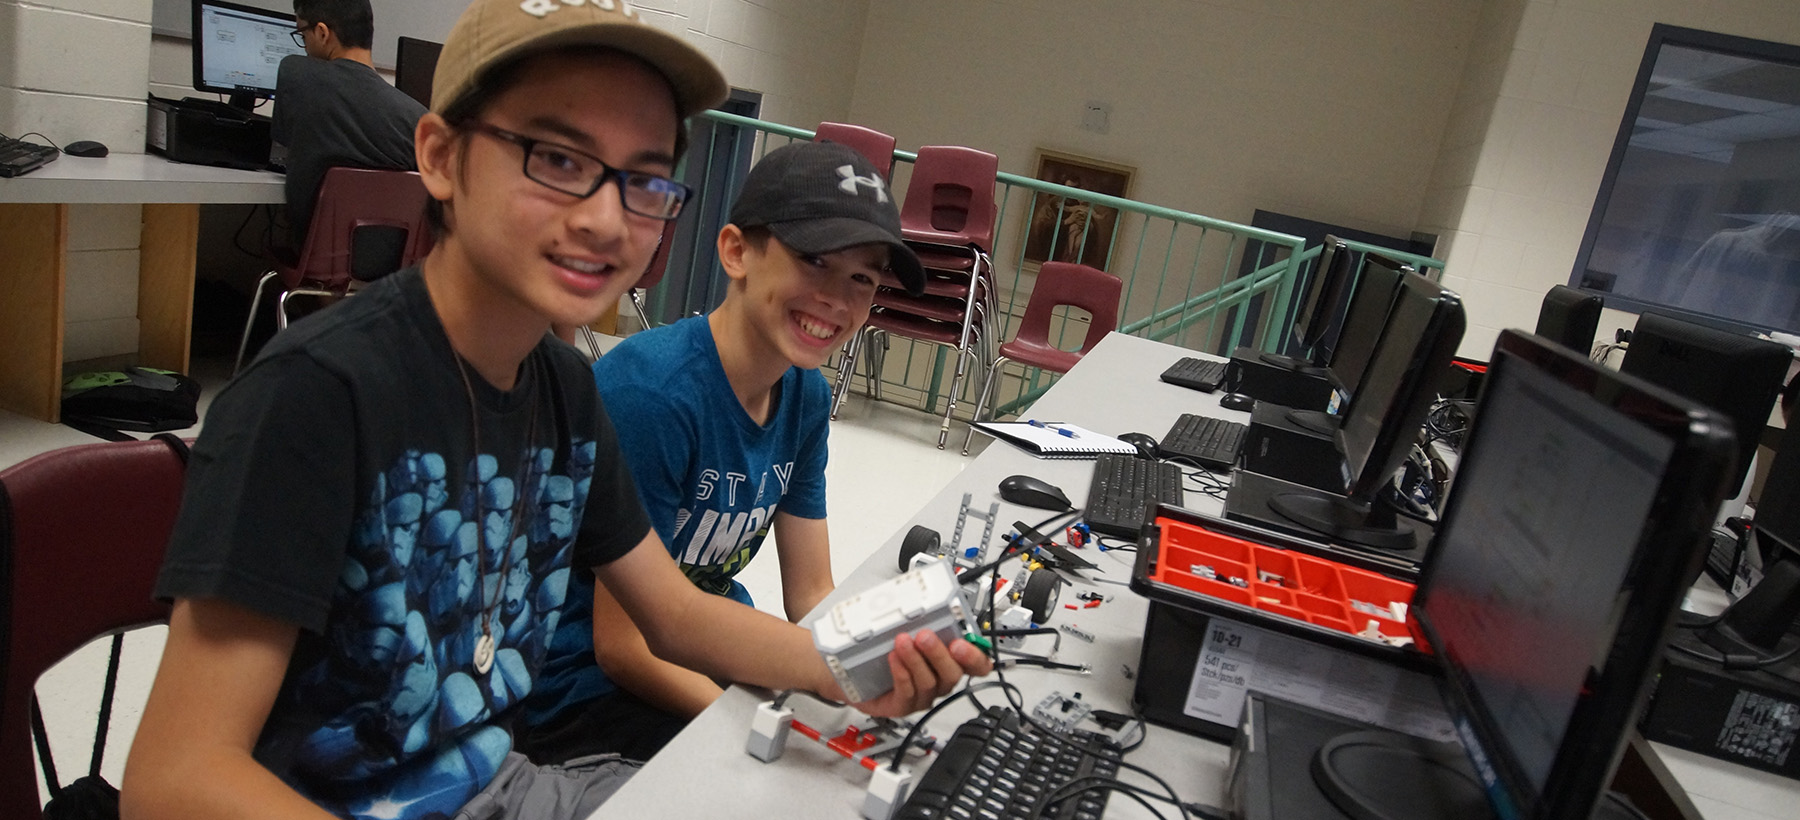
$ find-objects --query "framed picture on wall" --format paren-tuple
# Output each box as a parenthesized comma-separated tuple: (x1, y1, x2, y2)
(1022, 149, 1135, 270)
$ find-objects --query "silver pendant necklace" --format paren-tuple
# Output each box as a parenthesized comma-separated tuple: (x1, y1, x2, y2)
(453, 352, 539, 676)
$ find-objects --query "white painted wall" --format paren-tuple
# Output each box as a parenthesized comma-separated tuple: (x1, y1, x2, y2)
(1421, 0, 1800, 358)
(846, 0, 1482, 249)
(17, 0, 1800, 363)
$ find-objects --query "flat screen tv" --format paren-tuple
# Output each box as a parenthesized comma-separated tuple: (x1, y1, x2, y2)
(1568, 24, 1800, 335)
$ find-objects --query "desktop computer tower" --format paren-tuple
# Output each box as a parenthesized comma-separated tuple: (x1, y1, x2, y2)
(146, 95, 273, 171)
(1638, 632, 1800, 781)
(1226, 346, 1337, 410)
(1240, 402, 1347, 492)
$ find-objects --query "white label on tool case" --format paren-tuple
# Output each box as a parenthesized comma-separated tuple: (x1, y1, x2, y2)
(1184, 617, 1456, 741)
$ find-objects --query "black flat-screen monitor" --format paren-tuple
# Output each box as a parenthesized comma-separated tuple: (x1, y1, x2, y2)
(191, 0, 305, 111)
(1618, 311, 1791, 498)
(1325, 253, 1409, 411)
(1534, 285, 1603, 356)
(1267, 271, 1464, 550)
(1295, 237, 1355, 358)
(1568, 24, 1800, 336)
(395, 36, 442, 108)
(1408, 330, 1734, 820)
(1259, 236, 1358, 371)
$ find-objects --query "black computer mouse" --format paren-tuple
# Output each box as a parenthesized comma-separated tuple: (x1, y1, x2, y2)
(1117, 432, 1160, 460)
(1220, 393, 1256, 412)
(998, 475, 1073, 511)
(63, 140, 108, 158)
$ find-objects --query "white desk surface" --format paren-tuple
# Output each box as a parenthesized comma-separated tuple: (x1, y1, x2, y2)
(0, 151, 284, 204)
(589, 332, 1800, 820)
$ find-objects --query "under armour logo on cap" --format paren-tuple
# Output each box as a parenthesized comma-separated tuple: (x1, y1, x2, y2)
(836, 165, 888, 203)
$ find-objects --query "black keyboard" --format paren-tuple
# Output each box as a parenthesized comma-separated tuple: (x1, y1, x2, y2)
(0, 136, 59, 178)
(896, 707, 1122, 820)
(1083, 453, 1184, 539)
(1158, 413, 1247, 471)
(1159, 356, 1228, 392)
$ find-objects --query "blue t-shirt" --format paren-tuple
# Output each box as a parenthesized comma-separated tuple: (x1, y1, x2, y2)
(523, 315, 830, 725)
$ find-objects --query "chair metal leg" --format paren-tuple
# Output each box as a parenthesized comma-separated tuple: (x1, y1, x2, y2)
(830, 326, 866, 420)
(860, 329, 882, 402)
(578, 325, 604, 360)
(630, 289, 651, 328)
(233, 270, 280, 375)
(962, 354, 1011, 455)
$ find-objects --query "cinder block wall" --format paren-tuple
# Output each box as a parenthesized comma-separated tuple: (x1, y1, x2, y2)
(1, 0, 154, 364)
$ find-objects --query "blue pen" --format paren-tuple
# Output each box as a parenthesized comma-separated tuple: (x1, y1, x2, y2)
(1057, 427, 1076, 438)
(1027, 419, 1049, 428)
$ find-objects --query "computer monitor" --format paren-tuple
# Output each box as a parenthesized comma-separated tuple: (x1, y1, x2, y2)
(191, 0, 306, 111)
(1294, 237, 1357, 359)
(395, 36, 443, 108)
(1618, 311, 1791, 498)
(1324, 253, 1409, 408)
(1258, 236, 1358, 371)
(1267, 271, 1465, 550)
(1405, 330, 1734, 820)
(1534, 284, 1603, 356)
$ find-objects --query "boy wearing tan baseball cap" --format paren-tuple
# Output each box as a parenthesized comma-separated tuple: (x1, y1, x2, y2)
(122, 3, 989, 819)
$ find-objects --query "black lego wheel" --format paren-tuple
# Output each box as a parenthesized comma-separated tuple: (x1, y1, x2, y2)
(898, 525, 941, 572)
(1021, 569, 1061, 624)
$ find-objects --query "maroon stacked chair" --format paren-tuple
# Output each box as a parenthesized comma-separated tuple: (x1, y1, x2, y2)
(831, 145, 1000, 448)
(813, 122, 897, 180)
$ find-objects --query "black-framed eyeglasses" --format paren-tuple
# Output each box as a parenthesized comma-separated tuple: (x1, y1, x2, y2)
(463, 122, 690, 220)
(290, 22, 316, 48)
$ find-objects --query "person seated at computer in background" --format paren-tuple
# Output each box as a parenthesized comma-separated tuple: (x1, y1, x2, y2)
(272, 0, 425, 249)
(516, 140, 928, 764)
(119, 1, 986, 818)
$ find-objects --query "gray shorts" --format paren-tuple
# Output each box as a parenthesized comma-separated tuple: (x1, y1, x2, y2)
(453, 752, 641, 820)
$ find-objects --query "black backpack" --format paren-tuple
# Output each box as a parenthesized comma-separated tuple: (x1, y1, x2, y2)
(60, 368, 200, 441)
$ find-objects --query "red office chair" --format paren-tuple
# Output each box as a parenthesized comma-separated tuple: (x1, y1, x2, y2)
(813, 122, 896, 180)
(234, 167, 435, 373)
(576, 219, 678, 359)
(831, 145, 1000, 448)
(0, 436, 189, 818)
(961, 262, 1123, 453)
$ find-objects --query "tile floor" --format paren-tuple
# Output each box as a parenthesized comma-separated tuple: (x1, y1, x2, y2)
(8, 347, 970, 804)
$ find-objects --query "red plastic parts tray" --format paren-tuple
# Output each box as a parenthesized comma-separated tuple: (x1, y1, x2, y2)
(1150, 516, 1426, 648)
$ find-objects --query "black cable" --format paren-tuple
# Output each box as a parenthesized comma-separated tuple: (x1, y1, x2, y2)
(1114, 757, 1187, 808)
(1033, 775, 1180, 820)
(231, 202, 264, 258)
(886, 680, 1021, 772)
(1117, 710, 1149, 753)
(10, 131, 61, 151)
(958, 509, 1084, 586)
(1668, 639, 1800, 671)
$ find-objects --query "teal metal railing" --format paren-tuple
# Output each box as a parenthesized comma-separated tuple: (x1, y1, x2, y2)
(635, 112, 1442, 422)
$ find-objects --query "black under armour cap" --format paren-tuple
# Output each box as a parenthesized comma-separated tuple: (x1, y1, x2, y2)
(728, 142, 924, 296)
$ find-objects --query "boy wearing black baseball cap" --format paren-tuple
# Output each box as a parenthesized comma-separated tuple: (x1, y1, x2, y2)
(122, 2, 979, 818)
(519, 141, 924, 764)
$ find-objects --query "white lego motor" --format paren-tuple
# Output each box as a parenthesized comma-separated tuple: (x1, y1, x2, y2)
(813, 560, 975, 703)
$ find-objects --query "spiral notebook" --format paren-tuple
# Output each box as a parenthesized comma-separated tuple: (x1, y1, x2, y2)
(972, 421, 1138, 459)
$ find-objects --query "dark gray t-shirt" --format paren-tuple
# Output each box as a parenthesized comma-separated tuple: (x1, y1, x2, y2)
(272, 56, 426, 244)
